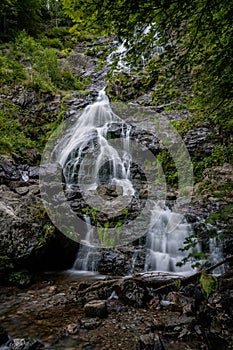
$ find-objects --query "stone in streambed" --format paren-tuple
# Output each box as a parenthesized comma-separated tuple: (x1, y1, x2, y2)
(97, 184, 123, 199)
(67, 323, 79, 335)
(84, 300, 108, 318)
(80, 318, 101, 330)
(136, 333, 164, 350)
(114, 280, 148, 308)
(9, 337, 44, 349)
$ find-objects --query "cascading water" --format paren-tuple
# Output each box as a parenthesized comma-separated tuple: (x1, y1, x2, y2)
(107, 25, 164, 72)
(58, 90, 134, 196)
(71, 215, 100, 273)
(56, 90, 193, 273)
(52, 90, 221, 275)
(144, 204, 198, 274)
(56, 90, 137, 272)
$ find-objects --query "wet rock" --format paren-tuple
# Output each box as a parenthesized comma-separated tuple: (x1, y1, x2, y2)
(0, 155, 21, 181)
(97, 184, 123, 199)
(135, 333, 164, 350)
(204, 331, 228, 350)
(67, 323, 79, 335)
(0, 324, 9, 345)
(28, 166, 40, 179)
(184, 127, 220, 158)
(14, 186, 29, 196)
(80, 318, 101, 330)
(9, 337, 44, 350)
(84, 300, 108, 318)
(114, 280, 148, 307)
(167, 292, 195, 314)
(98, 249, 126, 275)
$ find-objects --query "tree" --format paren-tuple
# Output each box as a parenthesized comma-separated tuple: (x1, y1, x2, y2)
(0, 0, 18, 40)
(17, 0, 43, 35)
(0, 0, 46, 41)
(61, 0, 233, 133)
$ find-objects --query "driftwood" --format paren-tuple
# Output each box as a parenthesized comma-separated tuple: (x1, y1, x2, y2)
(77, 255, 233, 296)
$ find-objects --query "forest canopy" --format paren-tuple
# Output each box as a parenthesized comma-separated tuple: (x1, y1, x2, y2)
(0, 0, 232, 133)
(62, 0, 233, 133)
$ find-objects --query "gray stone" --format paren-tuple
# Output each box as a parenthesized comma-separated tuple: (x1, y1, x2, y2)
(9, 338, 44, 350)
(67, 323, 79, 335)
(136, 333, 163, 350)
(97, 184, 123, 198)
(84, 300, 108, 318)
(80, 318, 101, 330)
(114, 280, 148, 307)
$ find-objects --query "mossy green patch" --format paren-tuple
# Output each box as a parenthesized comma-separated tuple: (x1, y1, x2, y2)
(200, 271, 218, 299)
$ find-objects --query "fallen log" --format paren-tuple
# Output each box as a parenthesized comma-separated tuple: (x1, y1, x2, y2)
(77, 255, 233, 297)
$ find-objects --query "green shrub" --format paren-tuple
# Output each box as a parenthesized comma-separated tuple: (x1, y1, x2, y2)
(0, 52, 26, 85)
(39, 36, 64, 50)
(0, 108, 36, 156)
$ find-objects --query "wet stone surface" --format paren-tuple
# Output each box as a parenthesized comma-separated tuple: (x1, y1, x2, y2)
(1, 272, 232, 349)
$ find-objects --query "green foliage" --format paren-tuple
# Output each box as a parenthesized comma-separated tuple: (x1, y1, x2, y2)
(193, 144, 233, 182)
(0, 107, 37, 157)
(0, 51, 26, 85)
(157, 150, 178, 187)
(173, 278, 181, 291)
(200, 271, 218, 299)
(36, 224, 55, 250)
(14, 31, 80, 91)
(0, 0, 44, 41)
(0, 255, 14, 271)
(176, 234, 205, 269)
(62, 0, 232, 133)
(8, 269, 31, 287)
(177, 251, 205, 269)
(82, 207, 99, 223)
(206, 204, 233, 234)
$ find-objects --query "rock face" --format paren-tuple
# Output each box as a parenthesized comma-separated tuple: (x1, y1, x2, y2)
(184, 126, 221, 157)
(0, 155, 78, 272)
(191, 162, 233, 261)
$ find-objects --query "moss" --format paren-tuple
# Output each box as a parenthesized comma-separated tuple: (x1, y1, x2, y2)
(200, 271, 218, 299)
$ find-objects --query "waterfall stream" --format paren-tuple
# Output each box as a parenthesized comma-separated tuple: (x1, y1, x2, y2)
(144, 204, 197, 273)
(55, 90, 199, 275)
(47, 89, 223, 276)
(71, 215, 100, 273)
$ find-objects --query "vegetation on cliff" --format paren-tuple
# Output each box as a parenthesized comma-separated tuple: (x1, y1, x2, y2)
(0, 0, 232, 275)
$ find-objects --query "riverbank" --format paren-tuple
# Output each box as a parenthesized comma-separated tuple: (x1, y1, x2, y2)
(1, 267, 233, 349)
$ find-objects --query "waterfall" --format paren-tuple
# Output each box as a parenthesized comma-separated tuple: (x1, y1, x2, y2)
(71, 216, 100, 273)
(144, 204, 198, 274)
(47, 89, 222, 275)
(107, 25, 164, 71)
(57, 89, 133, 195)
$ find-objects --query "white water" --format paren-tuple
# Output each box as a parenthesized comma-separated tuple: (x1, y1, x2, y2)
(58, 90, 134, 196)
(145, 204, 197, 274)
(56, 90, 221, 274)
(107, 25, 164, 72)
(71, 216, 100, 272)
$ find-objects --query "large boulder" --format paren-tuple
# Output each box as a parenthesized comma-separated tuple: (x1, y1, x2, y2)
(0, 156, 78, 272)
